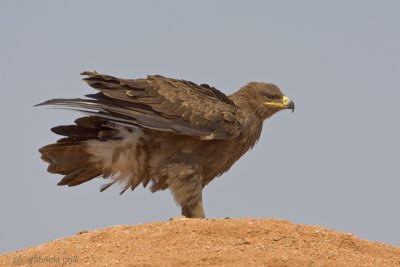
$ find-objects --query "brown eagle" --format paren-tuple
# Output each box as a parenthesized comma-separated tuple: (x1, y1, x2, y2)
(37, 70, 294, 218)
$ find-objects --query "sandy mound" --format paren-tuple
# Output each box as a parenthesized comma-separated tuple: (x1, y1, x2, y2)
(2, 218, 399, 266)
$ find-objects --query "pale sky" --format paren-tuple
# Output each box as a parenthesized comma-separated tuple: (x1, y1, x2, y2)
(1, 0, 399, 253)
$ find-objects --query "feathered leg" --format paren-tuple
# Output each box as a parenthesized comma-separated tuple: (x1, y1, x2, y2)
(157, 162, 205, 218)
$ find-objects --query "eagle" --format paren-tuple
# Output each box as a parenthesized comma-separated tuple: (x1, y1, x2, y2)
(37, 70, 294, 218)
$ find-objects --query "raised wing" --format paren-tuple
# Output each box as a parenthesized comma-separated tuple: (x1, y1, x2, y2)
(37, 71, 242, 140)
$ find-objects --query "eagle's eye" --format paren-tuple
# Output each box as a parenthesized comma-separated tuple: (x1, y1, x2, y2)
(265, 94, 280, 101)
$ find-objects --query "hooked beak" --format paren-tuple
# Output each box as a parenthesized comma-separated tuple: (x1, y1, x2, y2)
(264, 96, 295, 113)
(284, 96, 295, 113)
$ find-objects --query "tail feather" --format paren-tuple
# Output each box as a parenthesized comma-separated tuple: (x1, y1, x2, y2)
(39, 115, 149, 192)
(58, 167, 101, 186)
(40, 143, 87, 162)
(38, 116, 110, 187)
(39, 141, 102, 186)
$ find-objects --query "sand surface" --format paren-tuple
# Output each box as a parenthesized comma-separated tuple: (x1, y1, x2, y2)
(2, 218, 400, 266)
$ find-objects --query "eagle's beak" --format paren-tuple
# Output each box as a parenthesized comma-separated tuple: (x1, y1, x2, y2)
(264, 96, 295, 113)
(283, 96, 295, 113)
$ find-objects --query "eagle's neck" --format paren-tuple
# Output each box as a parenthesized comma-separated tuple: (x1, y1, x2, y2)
(229, 90, 257, 114)
(240, 112, 264, 149)
(228, 89, 263, 145)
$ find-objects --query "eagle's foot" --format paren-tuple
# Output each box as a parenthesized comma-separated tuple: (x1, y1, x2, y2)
(169, 216, 190, 221)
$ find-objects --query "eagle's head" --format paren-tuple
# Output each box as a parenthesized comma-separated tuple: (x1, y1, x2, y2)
(232, 82, 295, 120)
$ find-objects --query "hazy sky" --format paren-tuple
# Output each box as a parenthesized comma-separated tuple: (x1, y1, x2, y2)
(1, 1, 399, 253)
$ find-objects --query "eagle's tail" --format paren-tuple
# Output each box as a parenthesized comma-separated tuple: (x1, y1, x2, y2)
(39, 116, 148, 194)
(39, 141, 101, 186)
(39, 116, 110, 187)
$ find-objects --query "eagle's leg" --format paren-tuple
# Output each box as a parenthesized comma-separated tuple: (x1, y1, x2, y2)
(172, 175, 205, 218)
(181, 198, 205, 218)
(164, 162, 205, 218)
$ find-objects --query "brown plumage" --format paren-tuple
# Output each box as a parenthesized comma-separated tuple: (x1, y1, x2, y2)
(37, 70, 294, 218)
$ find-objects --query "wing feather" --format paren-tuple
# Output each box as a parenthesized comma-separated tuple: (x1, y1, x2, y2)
(37, 71, 242, 140)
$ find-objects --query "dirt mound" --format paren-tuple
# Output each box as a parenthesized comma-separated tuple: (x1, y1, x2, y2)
(2, 218, 399, 266)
